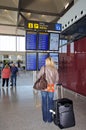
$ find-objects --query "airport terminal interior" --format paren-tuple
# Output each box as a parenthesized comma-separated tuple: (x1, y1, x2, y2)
(0, 0, 86, 130)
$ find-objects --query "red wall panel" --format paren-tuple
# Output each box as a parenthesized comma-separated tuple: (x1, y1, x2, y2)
(59, 37, 86, 96)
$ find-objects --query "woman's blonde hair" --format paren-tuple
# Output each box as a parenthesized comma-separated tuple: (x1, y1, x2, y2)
(45, 57, 55, 67)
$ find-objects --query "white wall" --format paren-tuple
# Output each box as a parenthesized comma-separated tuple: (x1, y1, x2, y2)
(0, 26, 25, 36)
(58, 0, 86, 31)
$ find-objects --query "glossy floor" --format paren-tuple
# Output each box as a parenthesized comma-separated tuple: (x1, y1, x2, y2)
(0, 71, 86, 130)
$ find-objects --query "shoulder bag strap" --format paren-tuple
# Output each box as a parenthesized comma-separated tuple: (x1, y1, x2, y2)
(44, 66, 46, 78)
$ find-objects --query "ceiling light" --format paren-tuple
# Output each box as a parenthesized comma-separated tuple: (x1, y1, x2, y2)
(65, 2, 69, 9)
(41, 15, 45, 17)
(4, 9, 8, 12)
(27, 13, 31, 16)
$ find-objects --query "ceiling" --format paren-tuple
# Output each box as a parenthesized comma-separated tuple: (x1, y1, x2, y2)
(0, 0, 74, 36)
(61, 15, 86, 42)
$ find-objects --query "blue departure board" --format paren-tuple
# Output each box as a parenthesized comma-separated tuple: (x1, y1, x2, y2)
(38, 33, 49, 50)
(26, 53, 37, 71)
(49, 53, 59, 68)
(26, 32, 37, 50)
(38, 53, 49, 70)
(49, 33, 59, 51)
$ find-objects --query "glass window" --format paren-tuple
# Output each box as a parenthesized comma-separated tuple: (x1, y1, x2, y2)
(0, 35, 16, 51)
(0, 35, 25, 52)
(17, 36, 25, 51)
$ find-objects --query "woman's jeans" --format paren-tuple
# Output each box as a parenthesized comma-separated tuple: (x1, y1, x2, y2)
(41, 91, 54, 122)
(11, 74, 17, 86)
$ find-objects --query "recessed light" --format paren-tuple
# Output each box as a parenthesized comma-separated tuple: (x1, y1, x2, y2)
(65, 2, 69, 9)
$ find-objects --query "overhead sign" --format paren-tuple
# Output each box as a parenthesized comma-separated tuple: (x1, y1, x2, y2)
(25, 21, 62, 32)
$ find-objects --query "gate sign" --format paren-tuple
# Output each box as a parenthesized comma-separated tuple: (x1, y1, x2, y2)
(25, 21, 62, 31)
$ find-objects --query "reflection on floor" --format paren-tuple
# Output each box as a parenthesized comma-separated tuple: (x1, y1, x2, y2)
(0, 71, 86, 130)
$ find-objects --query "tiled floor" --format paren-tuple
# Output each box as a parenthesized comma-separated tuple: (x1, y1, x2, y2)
(0, 71, 86, 130)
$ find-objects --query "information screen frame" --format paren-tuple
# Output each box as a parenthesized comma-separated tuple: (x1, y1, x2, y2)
(49, 52, 59, 69)
(49, 33, 60, 51)
(26, 52, 37, 71)
(38, 32, 49, 50)
(26, 31, 37, 50)
(38, 52, 49, 70)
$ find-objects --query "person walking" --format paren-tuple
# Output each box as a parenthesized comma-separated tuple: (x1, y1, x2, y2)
(37, 57, 59, 123)
(1, 64, 11, 88)
(10, 63, 18, 88)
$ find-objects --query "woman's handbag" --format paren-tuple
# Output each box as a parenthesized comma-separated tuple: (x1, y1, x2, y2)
(33, 67, 47, 90)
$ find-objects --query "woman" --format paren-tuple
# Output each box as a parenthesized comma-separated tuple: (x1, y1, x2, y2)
(2, 64, 11, 88)
(37, 57, 59, 123)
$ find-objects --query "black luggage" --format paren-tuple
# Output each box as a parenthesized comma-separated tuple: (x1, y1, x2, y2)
(53, 98, 75, 129)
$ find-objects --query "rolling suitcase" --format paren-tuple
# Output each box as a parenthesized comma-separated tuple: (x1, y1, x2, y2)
(53, 98, 75, 129)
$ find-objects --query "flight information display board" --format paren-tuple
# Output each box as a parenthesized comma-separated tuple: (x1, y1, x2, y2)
(26, 32, 37, 50)
(49, 33, 59, 51)
(49, 52, 59, 68)
(38, 52, 49, 70)
(26, 53, 37, 71)
(38, 32, 49, 50)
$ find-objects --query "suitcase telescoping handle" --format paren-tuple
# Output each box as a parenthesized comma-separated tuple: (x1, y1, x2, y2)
(50, 83, 64, 115)
(56, 83, 64, 98)
(49, 109, 56, 115)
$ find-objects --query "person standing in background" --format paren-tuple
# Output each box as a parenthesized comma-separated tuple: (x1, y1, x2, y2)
(1, 64, 11, 88)
(37, 57, 59, 123)
(10, 63, 18, 88)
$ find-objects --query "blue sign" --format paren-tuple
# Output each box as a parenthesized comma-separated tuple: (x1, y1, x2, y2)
(55, 23, 62, 31)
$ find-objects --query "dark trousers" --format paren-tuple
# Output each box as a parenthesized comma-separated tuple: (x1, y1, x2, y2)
(2, 78, 9, 87)
(41, 91, 54, 122)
